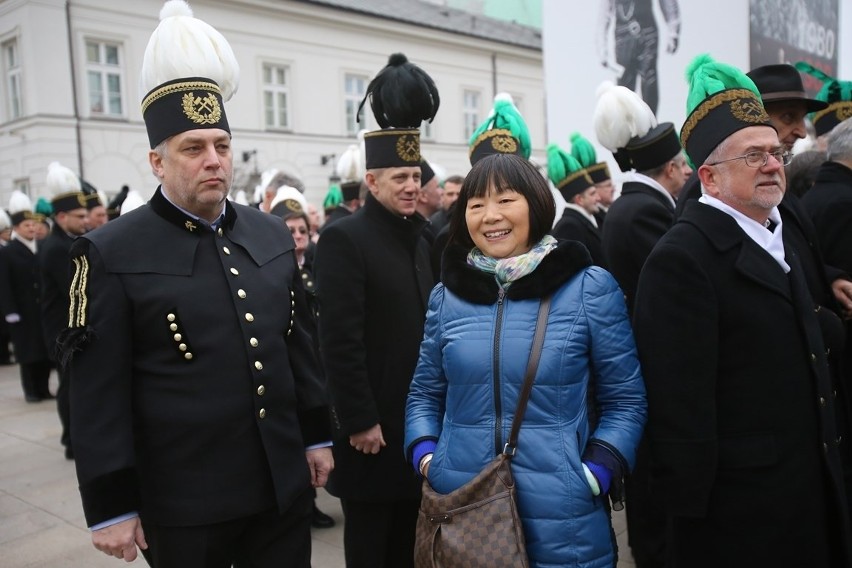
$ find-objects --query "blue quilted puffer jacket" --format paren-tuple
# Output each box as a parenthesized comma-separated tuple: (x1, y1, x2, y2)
(405, 241, 646, 568)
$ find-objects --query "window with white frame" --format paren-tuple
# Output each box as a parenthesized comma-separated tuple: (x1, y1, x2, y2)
(344, 73, 370, 136)
(263, 63, 290, 129)
(13, 178, 29, 196)
(3, 39, 22, 120)
(463, 89, 481, 140)
(85, 40, 123, 117)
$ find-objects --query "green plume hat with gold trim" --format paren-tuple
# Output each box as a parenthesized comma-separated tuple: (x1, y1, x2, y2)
(547, 143, 593, 201)
(680, 54, 772, 167)
(794, 62, 852, 137)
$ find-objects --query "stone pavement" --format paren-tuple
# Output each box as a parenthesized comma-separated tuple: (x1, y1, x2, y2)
(0, 364, 634, 567)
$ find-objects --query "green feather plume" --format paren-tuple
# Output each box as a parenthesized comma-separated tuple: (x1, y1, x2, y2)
(35, 197, 53, 217)
(569, 132, 598, 168)
(470, 94, 531, 159)
(795, 62, 852, 106)
(547, 143, 583, 186)
(685, 54, 761, 116)
(323, 184, 342, 209)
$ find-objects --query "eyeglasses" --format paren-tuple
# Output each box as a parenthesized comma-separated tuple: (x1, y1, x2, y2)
(707, 149, 793, 168)
(289, 227, 309, 235)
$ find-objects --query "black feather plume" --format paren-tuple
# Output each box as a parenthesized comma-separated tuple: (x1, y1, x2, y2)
(357, 53, 440, 129)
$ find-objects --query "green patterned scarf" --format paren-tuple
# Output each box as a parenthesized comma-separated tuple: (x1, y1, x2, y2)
(467, 235, 558, 289)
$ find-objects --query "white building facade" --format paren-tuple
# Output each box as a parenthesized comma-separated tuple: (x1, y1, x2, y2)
(0, 0, 544, 207)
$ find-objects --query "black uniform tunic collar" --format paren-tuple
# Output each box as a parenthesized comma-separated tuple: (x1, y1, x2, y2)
(149, 187, 237, 235)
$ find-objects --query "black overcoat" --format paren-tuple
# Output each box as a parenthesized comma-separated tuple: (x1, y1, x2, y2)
(64, 189, 330, 527)
(633, 202, 852, 567)
(550, 207, 607, 269)
(600, 181, 673, 312)
(314, 193, 433, 500)
(39, 224, 76, 359)
(0, 239, 49, 363)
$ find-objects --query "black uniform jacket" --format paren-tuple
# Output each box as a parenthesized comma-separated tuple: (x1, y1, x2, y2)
(39, 224, 76, 359)
(633, 202, 852, 567)
(314, 193, 433, 501)
(64, 188, 330, 527)
(601, 181, 674, 312)
(0, 238, 49, 363)
(551, 207, 607, 269)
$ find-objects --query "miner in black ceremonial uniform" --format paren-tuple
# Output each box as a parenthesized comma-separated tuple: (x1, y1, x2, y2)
(314, 52, 438, 568)
(0, 191, 51, 402)
(39, 161, 89, 460)
(60, 2, 332, 566)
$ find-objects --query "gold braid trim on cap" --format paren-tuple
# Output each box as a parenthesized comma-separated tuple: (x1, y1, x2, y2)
(586, 162, 609, 175)
(812, 101, 852, 125)
(681, 89, 767, 147)
(557, 169, 594, 190)
(468, 128, 517, 158)
(68, 255, 89, 328)
(141, 80, 222, 115)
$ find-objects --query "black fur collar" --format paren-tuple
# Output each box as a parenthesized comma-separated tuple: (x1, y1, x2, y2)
(441, 240, 592, 304)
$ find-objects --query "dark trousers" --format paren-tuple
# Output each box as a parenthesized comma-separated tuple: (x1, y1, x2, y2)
(340, 498, 419, 568)
(140, 491, 312, 568)
(615, 24, 659, 114)
(57, 364, 71, 448)
(625, 439, 667, 568)
(20, 359, 51, 399)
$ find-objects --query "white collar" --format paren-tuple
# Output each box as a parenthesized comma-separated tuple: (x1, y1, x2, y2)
(562, 203, 599, 228)
(625, 172, 677, 208)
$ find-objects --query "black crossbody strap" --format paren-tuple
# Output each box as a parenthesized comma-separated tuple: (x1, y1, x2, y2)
(503, 294, 552, 456)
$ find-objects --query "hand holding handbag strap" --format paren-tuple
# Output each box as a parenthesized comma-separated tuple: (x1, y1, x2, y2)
(503, 294, 552, 457)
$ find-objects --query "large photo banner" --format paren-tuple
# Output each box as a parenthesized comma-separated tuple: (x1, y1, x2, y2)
(543, 0, 844, 180)
(750, 0, 839, 95)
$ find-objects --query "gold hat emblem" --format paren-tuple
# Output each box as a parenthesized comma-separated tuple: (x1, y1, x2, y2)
(490, 134, 518, 154)
(396, 134, 420, 163)
(836, 103, 852, 123)
(730, 97, 770, 124)
(182, 92, 222, 125)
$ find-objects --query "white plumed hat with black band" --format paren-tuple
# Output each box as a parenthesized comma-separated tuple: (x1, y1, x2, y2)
(140, 0, 239, 149)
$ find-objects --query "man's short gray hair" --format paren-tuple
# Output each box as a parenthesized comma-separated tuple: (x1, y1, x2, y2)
(826, 119, 852, 163)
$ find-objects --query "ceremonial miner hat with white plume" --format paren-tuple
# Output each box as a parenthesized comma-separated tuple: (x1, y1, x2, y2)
(8, 190, 40, 226)
(358, 53, 439, 169)
(336, 132, 366, 201)
(681, 54, 772, 167)
(569, 132, 610, 185)
(140, 0, 239, 149)
(46, 162, 86, 214)
(593, 81, 681, 172)
(468, 93, 530, 166)
(794, 62, 852, 137)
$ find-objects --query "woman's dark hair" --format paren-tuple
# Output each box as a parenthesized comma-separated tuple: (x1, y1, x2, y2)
(447, 153, 555, 250)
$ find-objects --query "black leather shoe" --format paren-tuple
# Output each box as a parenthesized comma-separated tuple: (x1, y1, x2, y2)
(64, 446, 74, 460)
(24, 395, 42, 403)
(311, 504, 335, 529)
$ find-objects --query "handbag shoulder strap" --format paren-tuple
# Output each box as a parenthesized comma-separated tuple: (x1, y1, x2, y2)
(503, 294, 551, 457)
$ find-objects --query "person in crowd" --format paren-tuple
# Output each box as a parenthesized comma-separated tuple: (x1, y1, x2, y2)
(569, 131, 614, 227)
(0, 191, 51, 402)
(0, 208, 14, 366)
(593, 81, 688, 568)
(547, 142, 607, 268)
(277, 200, 336, 530)
(595, 82, 689, 315)
(417, 159, 442, 244)
(39, 162, 89, 460)
(60, 2, 332, 565)
(786, 149, 827, 199)
(306, 202, 323, 242)
(633, 53, 852, 568)
(83, 191, 109, 231)
(314, 52, 438, 568)
(405, 153, 646, 567)
(105, 184, 129, 220)
(428, 174, 463, 235)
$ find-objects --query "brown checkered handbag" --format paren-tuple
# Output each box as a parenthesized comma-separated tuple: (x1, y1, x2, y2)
(413, 296, 551, 568)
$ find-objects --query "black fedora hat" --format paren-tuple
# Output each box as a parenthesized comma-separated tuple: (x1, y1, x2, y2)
(747, 64, 828, 113)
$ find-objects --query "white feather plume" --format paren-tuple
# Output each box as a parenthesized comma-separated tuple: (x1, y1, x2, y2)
(336, 143, 364, 183)
(0, 209, 11, 231)
(139, 0, 240, 101)
(593, 81, 657, 152)
(46, 162, 81, 195)
(8, 190, 32, 215)
(120, 190, 146, 215)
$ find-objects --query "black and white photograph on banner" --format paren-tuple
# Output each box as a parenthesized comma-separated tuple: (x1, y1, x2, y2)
(750, 0, 838, 94)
